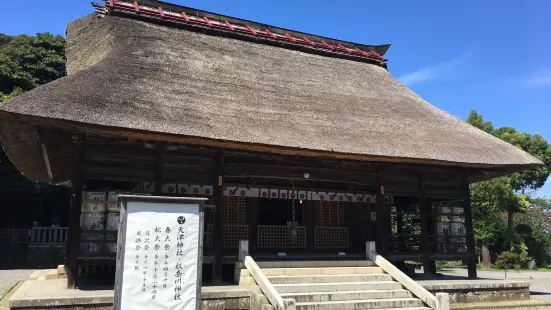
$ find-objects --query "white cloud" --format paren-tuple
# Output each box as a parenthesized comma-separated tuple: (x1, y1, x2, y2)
(525, 71, 551, 87)
(398, 50, 473, 86)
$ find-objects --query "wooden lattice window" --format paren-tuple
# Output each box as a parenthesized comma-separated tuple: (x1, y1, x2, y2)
(223, 225, 249, 248)
(315, 227, 349, 248)
(203, 222, 248, 248)
(204, 224, 213, 248)
(206, 209, 215, 225)
(314, 201, 346, 227)
(223, 196, 247, 225)
(257, 225, 306, 248)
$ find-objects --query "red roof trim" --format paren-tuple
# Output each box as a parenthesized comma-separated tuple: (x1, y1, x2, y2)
(105, 0, 387, 63)
(284, 33, 297, 42)
(181, 12, 189, 22)
(302, 37, 315, 47)
(321, 41, 334, 50)
(265, 29, 277, 39)
(225, 20, 235, 31)
(246, 24, 258, 36)
(203, 16, 212, 27)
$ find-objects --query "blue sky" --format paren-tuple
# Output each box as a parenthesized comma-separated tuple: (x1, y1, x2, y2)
(2, 0, 550, 195)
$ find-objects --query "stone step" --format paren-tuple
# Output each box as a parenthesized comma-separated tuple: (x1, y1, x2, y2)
(262, 267, 384, 276)
(295, 298, 425, 310)
(274, 281, 403, 294)
(261, 304, 275, 310)
(267, 273, 392, 284)
(281, 289, 412, 302)
(254, 260, 376, 269)
(45, 269, 59, 280)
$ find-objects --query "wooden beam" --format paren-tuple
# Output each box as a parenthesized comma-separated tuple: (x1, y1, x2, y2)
(212, 152, 224, 284)
(462, 177, 477, 279)
(66, 136, 85, 289)
(418, 171, 432, 277)
(375, 168, 388, 255)
(224, 162, 376, 185)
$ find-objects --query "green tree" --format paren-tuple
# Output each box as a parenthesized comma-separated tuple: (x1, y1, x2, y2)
(0, 32, 65, 188)
(0, 32, 65, 102)
(514, 197, 551, 266)
(466, 109, 494, 134)
(471, 177, 515, 269)
(493, 127, 551, 248)
(0, 32, 70, 229)
(466, 110, 551, 251)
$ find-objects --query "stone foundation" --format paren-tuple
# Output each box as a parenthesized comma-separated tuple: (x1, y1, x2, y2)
(10, 279, 250, 310)
(201, 288, 251, 310)
(419, 280, 530, 303)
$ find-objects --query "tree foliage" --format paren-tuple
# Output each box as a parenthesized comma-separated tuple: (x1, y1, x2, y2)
(514, 198, 551, 266)
(467, 109, 551, 252)
(0, 32, 65, 102)
(494, 127, 551, 194)
(0, 32, 65, 189)
(0, 32, 70, 228)
(471, 177, 511, 245)
(466, 109, 494, 134)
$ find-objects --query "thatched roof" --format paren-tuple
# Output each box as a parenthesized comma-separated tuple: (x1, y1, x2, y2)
(0, 1, 542, 181)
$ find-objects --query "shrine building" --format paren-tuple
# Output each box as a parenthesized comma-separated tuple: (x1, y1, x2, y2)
(0, 0, 541, 287)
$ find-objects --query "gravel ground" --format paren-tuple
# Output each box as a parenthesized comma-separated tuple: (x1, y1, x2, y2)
(0, 269, 35, 299)
(447, 268, 551, 300)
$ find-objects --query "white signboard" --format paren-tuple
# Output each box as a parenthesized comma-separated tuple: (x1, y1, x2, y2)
(115, 196, 205, 310)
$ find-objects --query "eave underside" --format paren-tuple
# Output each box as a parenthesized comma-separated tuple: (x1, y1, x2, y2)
(3, 120, 534, 197)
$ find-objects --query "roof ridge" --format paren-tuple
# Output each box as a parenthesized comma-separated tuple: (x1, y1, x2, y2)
(96, 0, 389, 67)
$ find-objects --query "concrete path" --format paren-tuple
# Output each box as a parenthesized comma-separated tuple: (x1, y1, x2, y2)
(0, 269, 36, 300)
(445, 268, 551, 300)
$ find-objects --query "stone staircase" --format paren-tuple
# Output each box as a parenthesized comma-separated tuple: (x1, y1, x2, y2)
(249, 260, 431, 310)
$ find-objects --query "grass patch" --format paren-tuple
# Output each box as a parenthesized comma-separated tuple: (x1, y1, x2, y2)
(536, 268, 551, 272)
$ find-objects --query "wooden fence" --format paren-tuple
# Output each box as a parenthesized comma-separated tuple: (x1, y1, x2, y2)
(0, 228, 31, 244)
(30, 227, 68, 244)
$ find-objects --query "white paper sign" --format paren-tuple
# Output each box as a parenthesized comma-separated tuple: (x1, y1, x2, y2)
(116, 197, 204, 310)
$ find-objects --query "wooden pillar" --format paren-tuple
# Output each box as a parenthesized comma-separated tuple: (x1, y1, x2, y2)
(247, 198, 259, 250)
(463, 177, 477, 279)
(375, 168, 388, 255)
(213, 153, 224, 284)
(154, 148, 163, 195)
(66, 136, 84, 289)
(304, 201, 315, 249)
(427, 199, 437, 275)
(419, 171, 431, 277)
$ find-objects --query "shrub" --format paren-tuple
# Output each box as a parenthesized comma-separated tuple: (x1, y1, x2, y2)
(494, 243, 533, 271)
(436, 260, 449, 271)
